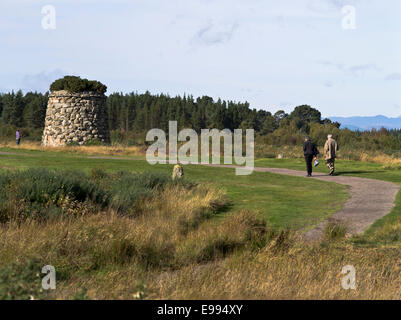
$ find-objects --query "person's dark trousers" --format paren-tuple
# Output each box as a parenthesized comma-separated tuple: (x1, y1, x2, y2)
(305, 155, 313, 176)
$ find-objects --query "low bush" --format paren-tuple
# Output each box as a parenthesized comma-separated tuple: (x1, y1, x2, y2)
(0, 168, 108, 222)
(0, 168, 194, 222)
(0, 259, 47, 300)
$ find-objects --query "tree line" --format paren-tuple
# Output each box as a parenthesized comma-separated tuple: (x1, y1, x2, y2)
(0, 90, 48, 129)
(0, 90, 337, 133)
(1, 90, 401, 154)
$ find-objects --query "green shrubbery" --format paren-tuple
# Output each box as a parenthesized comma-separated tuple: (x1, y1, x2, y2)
(50, 76, 107, 94)
(109, 171, 168, 214)
(0, 168, 192, 222)
(106, 170, 195, 216)
(0, 124, 43, 142)
(0, 168, 109, 222)
(0, 259, 47, 300)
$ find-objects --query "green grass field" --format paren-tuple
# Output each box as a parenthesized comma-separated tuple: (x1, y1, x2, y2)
(2, 146, 401, 243)
(2, 146, 401, 299)
(0, 147, 348, 231)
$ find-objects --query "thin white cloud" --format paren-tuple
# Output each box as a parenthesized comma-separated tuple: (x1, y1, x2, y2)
(0, 0, 400, 117)
(385, 73, 401, 81)
(21, 69, 69, 93)
(348, 64, 378, 76)
(192, 21, 239, 46)
(318, 61, 379, 77)
(323, 80, 334, 87)
(307, 0, 361, 13)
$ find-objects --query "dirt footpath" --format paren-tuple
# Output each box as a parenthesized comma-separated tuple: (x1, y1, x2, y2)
(202, 164, 400, 241)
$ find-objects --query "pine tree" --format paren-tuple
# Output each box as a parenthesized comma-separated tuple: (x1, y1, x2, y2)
(2, 90, 25, 126)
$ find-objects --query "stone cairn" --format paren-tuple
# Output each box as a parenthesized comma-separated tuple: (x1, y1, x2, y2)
(42, 90, 110, 146)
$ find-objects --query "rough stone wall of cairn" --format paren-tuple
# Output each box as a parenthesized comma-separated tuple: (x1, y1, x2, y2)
(42, 90, 110, 146)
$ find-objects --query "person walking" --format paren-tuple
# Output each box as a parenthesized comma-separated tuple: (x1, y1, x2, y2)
(16, 129, 21, 146)
(303, 136, 319, 177)
(324, 134, 339, 176)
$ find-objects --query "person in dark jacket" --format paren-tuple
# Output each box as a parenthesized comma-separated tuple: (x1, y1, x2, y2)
(303, 137, 319, 177)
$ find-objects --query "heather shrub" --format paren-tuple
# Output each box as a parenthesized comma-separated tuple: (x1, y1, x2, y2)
(0, 168, 108, 222)
(0, 168, 195, 222)
(50, 76, 107, 94)
(0, 259, 47, 300)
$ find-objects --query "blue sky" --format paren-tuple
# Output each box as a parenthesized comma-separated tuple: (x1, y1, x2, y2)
(1, 0, 400, 117)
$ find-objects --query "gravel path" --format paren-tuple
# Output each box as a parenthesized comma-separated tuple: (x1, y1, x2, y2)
(201, 164, 400, 241)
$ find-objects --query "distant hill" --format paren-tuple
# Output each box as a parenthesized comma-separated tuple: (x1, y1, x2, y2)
(329, 115, 401, 131)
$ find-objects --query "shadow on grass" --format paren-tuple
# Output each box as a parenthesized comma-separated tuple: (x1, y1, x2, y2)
(335, 170, 385, 176)
(214, 202, 234, 215)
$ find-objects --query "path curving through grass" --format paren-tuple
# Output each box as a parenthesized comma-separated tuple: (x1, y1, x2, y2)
(201, 164, 400, 241)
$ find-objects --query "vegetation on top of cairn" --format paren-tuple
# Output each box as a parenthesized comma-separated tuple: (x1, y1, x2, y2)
(50, 76, 107, 94)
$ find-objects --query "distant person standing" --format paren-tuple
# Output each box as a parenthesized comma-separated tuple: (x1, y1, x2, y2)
(303, 136, 319, 177)
(16, 130, 21, 146)
(324, 134, 339, 176)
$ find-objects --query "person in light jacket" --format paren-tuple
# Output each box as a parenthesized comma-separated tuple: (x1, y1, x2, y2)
(324, 134, 339, 176)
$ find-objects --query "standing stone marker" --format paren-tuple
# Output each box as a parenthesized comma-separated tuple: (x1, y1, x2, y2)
(172, 164, 184, 180)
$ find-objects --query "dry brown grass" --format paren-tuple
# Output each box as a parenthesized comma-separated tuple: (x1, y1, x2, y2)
(255, 143, 401, 167)
(4, 140, 400, 166)
(1, 184, 263, 299)
(0, 141, 146, 157)
(1, 156, 401, 299)
(341, 150, 401, 166)
(255, 144, 303, 159)
(2, 182, 401, 299)
(151, 242, 401, 300)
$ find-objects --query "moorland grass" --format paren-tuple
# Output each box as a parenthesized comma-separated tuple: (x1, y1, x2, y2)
(1, 146, 401, 299)
(0, 147, 348, 231)
(1, 185, 400, 300)
(0, 181, 266, 299)
(0, 168, 196, 223)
